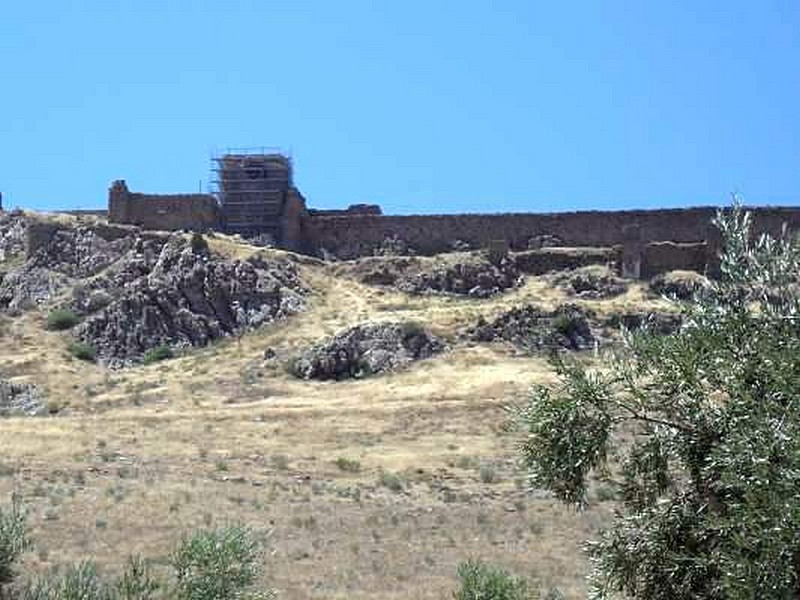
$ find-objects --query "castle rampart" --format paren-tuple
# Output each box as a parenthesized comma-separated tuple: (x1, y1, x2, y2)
(103, 153, 800, 278)
(109, 180, 219, 232)
(299, 206, 800, 260)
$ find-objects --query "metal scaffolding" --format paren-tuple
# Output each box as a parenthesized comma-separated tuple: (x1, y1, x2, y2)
(211, 149, 293, 236)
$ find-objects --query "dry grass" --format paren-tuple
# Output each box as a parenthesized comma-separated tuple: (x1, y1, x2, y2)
(0, 251, 669, 599)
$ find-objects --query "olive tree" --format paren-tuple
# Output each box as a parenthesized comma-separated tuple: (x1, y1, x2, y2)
(516, 205, 800, 599)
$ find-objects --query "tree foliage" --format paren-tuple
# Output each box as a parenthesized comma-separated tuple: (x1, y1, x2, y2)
(516, 205, 800, 599)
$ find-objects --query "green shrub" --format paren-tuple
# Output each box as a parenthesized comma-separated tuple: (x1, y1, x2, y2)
(116, 556, 159, 600)
(22, 562, 106, 600)
(46, 309, 80, 331)
(379, 471, 405, 493)
(335, 457, 362, 473)
(0, 498, 30, 588)
(552, 313, 579, 338)
(190, 233, 210, 256)
(68, 341, 96, 362)
(142, 345, 174, 365)
(479, 463, 498, 484)
(517, 204, 800, 599)
(172, 526, 272, 600)
(454, 560, 534, 600)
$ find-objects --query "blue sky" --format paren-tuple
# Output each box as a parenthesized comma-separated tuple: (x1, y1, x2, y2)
(1, 1, 798, 214)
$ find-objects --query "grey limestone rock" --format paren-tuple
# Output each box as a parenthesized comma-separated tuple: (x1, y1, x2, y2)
(0, 380, 44, 417)
(74, 236, 308, 366)
(469, 304, 595, 352)
(291, 321, 445, 380)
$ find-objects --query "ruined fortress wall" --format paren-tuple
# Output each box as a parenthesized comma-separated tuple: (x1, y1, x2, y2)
(640, 242, 711, 278)
(120, 193, 220, 232)
(301, 206, 800, 259)
(109, 181, 220, 232)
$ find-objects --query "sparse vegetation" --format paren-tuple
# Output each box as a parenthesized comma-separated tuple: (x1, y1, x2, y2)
(142, 345, 174, 365)
(67, 341, 96, 362)
(334, 457, 362, 473)
(454, 559, 535, 600)
(0, 496, 269, 600)
(46, 309, 80, 331)
(0, 498, 29, 589)
(189, 233, 210, 256)
(379, 471, 405, 493)
(516, 205, 800, 599)
(172, 526, 271, 600)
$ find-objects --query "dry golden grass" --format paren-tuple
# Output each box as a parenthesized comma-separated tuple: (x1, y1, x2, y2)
(0, 250, 670, 599)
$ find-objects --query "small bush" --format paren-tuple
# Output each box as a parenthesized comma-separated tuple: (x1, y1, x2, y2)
(552, 313, 580, 338)
(479, 464, 498, 484)
(335, 457, 362, 473)
(68, 342, 96, 362)
(46, 309, 80, 331)
(20, 562, 106, 600)
(0, 498, 30, 587)
(190, 233, 210, 256)
(454, 560, 534, 600)
(116, 556, 160, 600)
(142, 345, 174, 365)
(379, 471, 405, 493)
(172, 526, 272, 600)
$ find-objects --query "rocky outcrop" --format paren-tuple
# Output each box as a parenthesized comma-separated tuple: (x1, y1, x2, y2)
(291, 321, 445, 380)
(28, 227, 134, 278)
(0, 224, 139, 310)
(74, 237, 308, 366)
(0, 266, 69, 311)
(0, 380, 44, 417)
(0, 212, 28, 263)
(649, 270, 710, 300)
(344, 252, 524, 298)
(468, 304, 595, 352)
(603, 311, 682, 336)
(554, 265, 628, 299)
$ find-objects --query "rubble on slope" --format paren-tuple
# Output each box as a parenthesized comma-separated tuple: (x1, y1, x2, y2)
(602, 310, 682, 336)
(291, 321, 446, 380)
(341, 251, 524, 298)
(649, 270, 710, 300)
(468, 304, 596, 352)
(0, 379, 44, 417)
(552, 265, 628, 299)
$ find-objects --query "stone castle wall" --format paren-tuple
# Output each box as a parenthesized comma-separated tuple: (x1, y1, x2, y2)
(109, 181, 220, 232)
(103, 176, 800, 278)
(300, 206, 800, 260)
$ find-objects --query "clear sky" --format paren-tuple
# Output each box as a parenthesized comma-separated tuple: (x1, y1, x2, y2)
(1, 1, 798, 214)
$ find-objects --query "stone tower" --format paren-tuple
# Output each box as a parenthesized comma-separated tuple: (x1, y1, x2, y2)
(214, 152, 300, 242)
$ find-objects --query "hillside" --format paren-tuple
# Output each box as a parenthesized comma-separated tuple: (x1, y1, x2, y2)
(0, 211, 680, 599)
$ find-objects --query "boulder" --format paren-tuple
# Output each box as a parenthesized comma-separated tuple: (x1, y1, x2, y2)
(291, 321, 445, 380)
(650, 270, 710, 300)
(468, 304, 595, 352)
(0, 380, 44, 417)
(603, 311, 682, 336)
(554, 265, 628, 299)
(342, 252, 524, 298)
(0, 213, 28, 262)
(396, 255, 523, 298)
